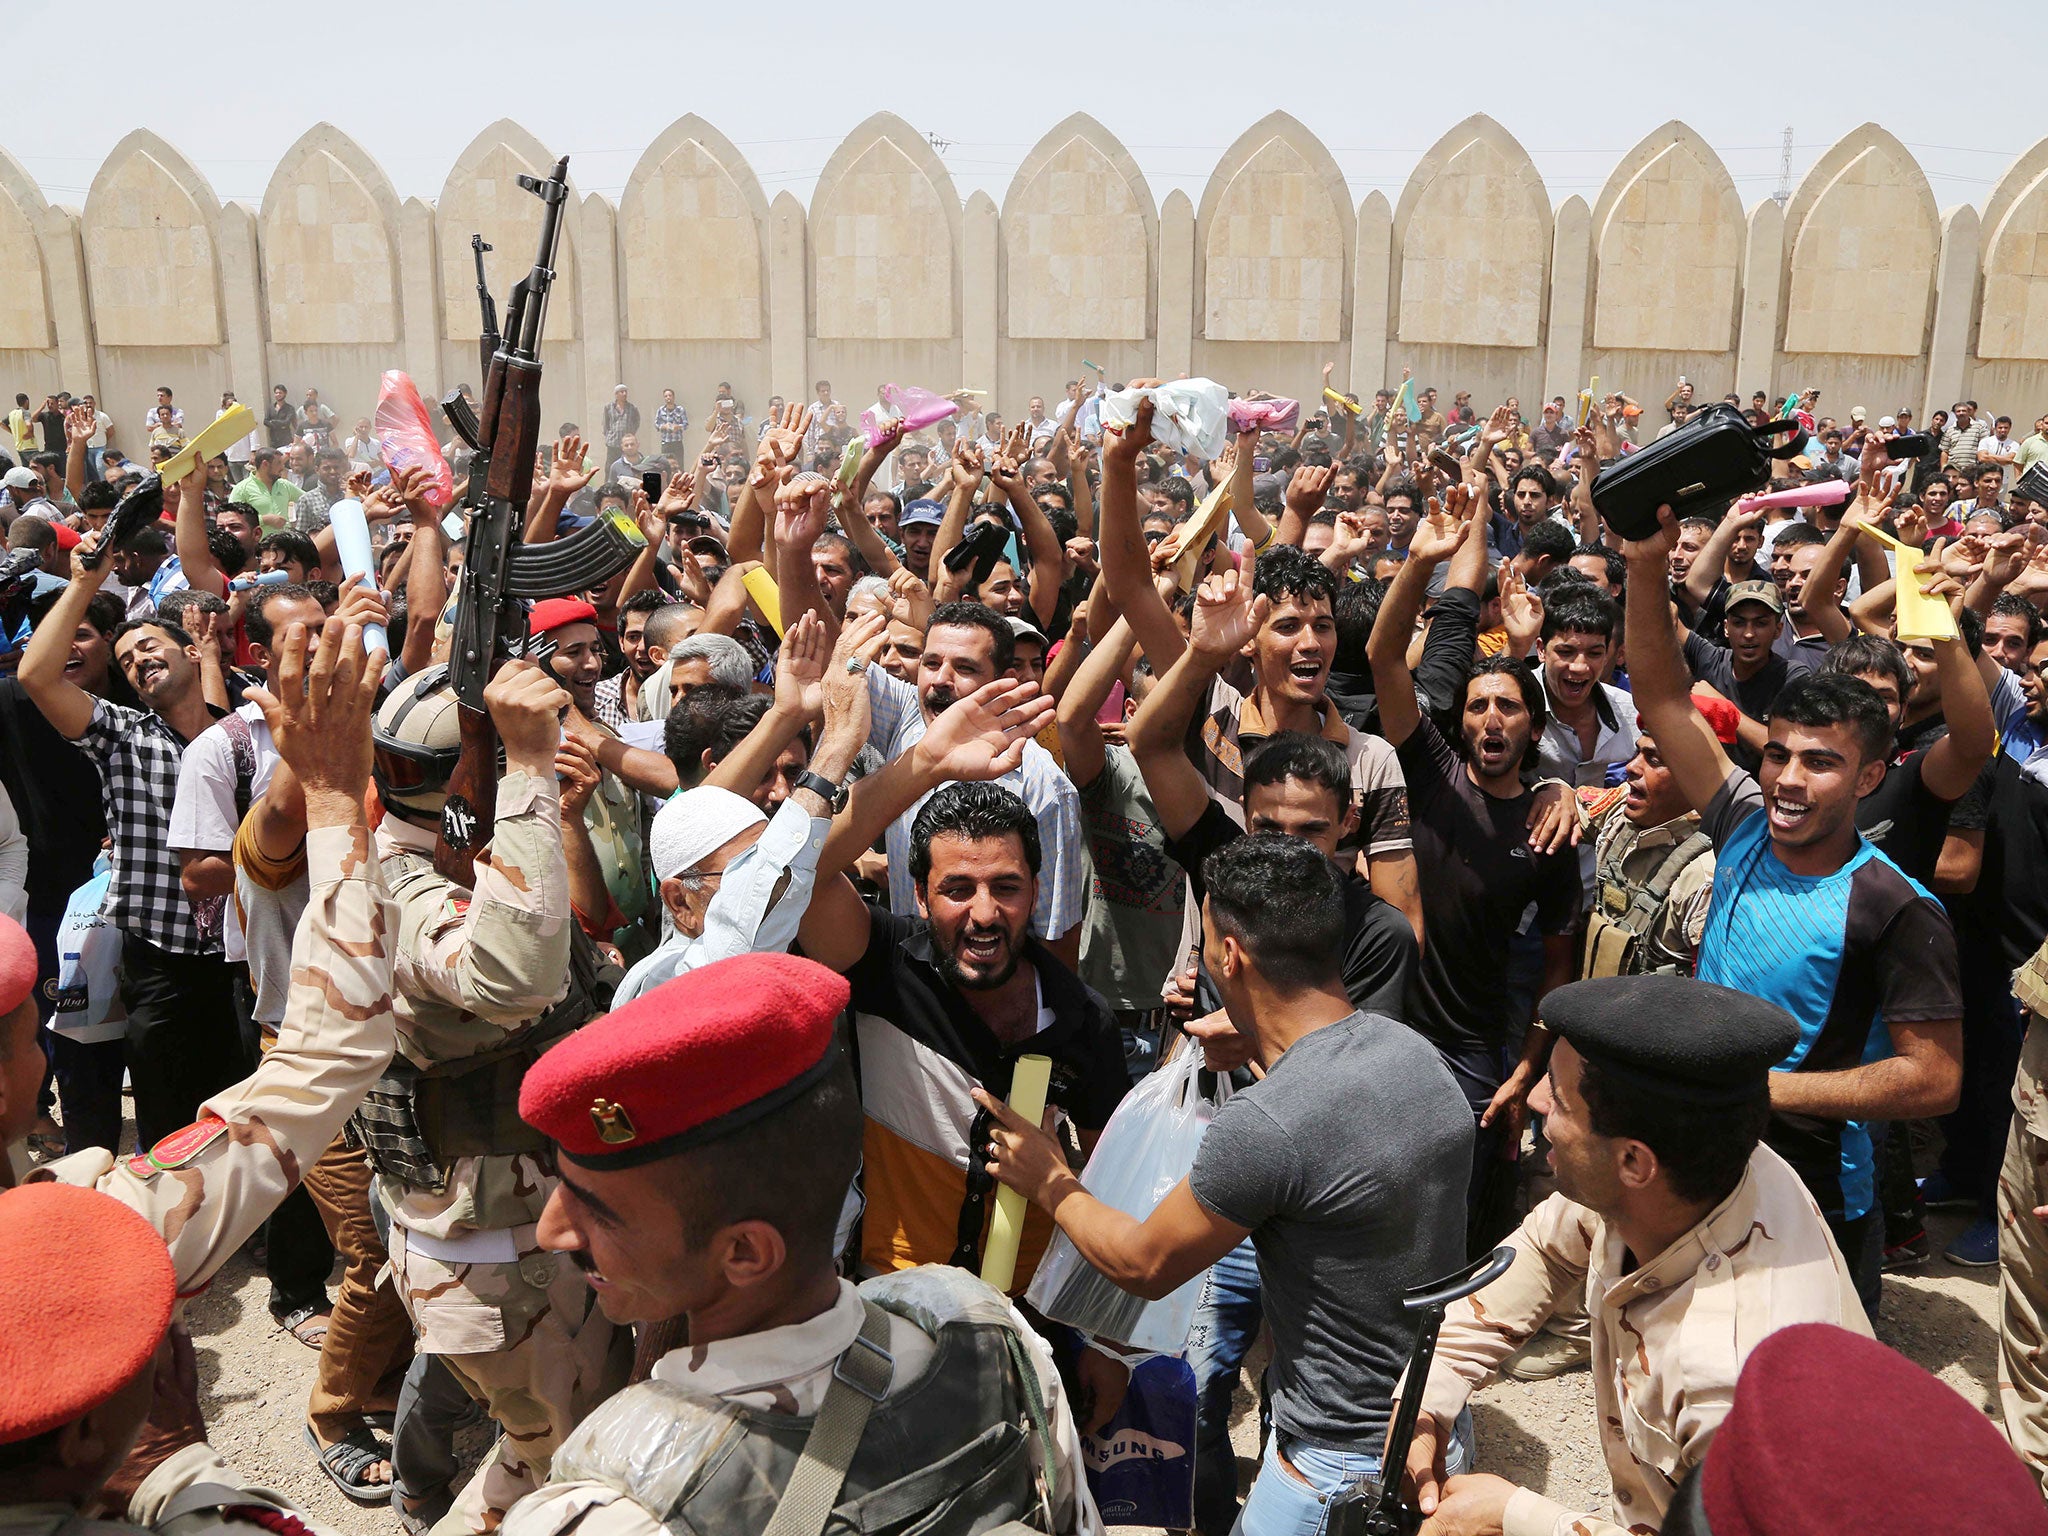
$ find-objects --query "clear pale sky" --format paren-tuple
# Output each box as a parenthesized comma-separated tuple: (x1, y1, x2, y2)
(6, 2, 2033, 215)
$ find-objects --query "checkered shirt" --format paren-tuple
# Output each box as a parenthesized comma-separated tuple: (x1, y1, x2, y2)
(78, 697, 218, 955)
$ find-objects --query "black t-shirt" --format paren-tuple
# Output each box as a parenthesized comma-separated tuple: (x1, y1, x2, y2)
(1395, 717, 1580, 1097)
(1166, 798, 1417, 1019)
(1969, 751, 2048, 973)
(0, 677, 108, 906)
(1856, 715, 1985, 888)
(33, 408, 63, 454)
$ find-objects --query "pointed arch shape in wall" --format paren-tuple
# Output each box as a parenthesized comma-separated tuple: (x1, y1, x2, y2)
(1781, 124, 1937, 358)
(0, 145, 53, 350)
(809, 114, 961, 342)
(258, 124, 401, 346)
(620, 116, 768, 342)
(435, 120, 579, 344)
(1590, 122, 1744, 354)
(1195, 113, 1351, 344)
(1000, 114, 1155, 342)
(1391, 115, 1551, 350)
(1976, 136, 2048, 360)
(82, 130, 223, 347)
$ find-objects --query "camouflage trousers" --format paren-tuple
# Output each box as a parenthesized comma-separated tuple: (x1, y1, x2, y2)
(1999, 1115, 2048, 1495)
(390, 1223, 629, 1531)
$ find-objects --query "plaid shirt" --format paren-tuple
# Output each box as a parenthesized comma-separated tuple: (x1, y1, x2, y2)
(78, 697, 220, 955)
(591, 673, 629, 733)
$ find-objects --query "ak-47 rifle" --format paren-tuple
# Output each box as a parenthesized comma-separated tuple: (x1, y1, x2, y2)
(1325, 1246, 1516, 1536)
(434, 155, 647, 883)
(470, 233, 498, 382)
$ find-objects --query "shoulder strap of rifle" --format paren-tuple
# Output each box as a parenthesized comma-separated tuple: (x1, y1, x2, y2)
(760, 1300, 895, 1536)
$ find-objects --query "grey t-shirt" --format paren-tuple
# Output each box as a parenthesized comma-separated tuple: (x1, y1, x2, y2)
(1188, 1011, 1473, 1449)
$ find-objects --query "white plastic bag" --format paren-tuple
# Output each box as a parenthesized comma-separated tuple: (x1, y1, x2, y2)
(1024, 1040, 1228, 1353)
(52, 854, 124, 1044)
(1099, 378, 1232, 460)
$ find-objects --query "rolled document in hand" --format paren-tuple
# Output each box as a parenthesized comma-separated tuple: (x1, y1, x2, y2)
(981, 1053, 1052, 1293)
(326, 499, 387, 656)
(1734, 480, 1851, 515)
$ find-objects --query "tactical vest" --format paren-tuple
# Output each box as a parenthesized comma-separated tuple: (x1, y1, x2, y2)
(551, 1267, 1062, 1536)
(346, 848, 618, 1191)
(1581, 828, 1713, 979)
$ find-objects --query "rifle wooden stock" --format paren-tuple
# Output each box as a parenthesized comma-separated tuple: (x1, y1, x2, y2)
(485, 360, 543, 506)
(432, 702, 500, 885)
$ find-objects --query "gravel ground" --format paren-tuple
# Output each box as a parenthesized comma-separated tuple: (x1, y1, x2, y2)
(171, 1204, 1999, 1536)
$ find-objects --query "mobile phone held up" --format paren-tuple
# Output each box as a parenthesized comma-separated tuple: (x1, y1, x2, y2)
(641, 469, 664, 501)
(1885, 433, 1933, 461)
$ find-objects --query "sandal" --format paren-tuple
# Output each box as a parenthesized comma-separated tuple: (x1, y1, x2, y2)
(304, 1424, 394, 1505)
(276, 1303, 332, 1350)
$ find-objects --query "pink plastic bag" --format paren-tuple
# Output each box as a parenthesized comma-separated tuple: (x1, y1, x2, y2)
(861, 384, 959, 447)
(1227, 396, 1300, 433)
(375, 371, 454, 510)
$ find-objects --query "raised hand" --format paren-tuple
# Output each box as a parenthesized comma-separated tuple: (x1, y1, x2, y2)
(911, 675, 1055, 783)
(549, 435, 595, 494)
(345, 468, 375, 502)
(657, 466, 697, 517)
(1284, 463, 1333, 518)
(554, 732, 602, 817)
(822, 609, 887, 736)
(243, 615, 385, 818)
(1406, 496, 1467, 566)
(1481, 403, 1513, 447)
(1104, 396, 1154, 466)
(1189, 568, 1270, 663)
(65, 405, 95, 445)
(1499, 558, 1543, 652)
(887, 566, 933, 630)
(1893, 503, 1930, 549)
(774, 472, 834, 550)
(776, 609, 832, 719)
(951, 440, 987, 487)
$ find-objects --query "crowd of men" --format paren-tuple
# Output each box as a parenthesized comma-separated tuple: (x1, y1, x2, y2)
(2, 362, 2047, 1536)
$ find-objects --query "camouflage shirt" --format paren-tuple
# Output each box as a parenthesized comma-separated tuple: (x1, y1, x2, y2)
(376, 770, 572, 1236)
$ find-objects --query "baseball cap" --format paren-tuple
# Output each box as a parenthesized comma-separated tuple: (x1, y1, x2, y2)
(2, 467, 38, 490)
(1725, 579, 1784, 616)
(1007, 615, 1049, 649)
(899, 498, 945, 528)
(1850, 406, 1867, 423)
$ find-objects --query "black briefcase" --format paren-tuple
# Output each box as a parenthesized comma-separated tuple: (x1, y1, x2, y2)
(1590, 404, 1805, 540)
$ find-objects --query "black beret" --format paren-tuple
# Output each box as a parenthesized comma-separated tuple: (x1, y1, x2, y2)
(1539, 975, 1799, 1105)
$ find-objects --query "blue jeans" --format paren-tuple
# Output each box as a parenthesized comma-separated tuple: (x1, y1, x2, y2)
(1187, 1240, 1264, 1535)
(1234, 1413, 1474, 1536)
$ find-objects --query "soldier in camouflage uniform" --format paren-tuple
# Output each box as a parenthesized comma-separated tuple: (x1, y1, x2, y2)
(2000, 936, 2048, 1493)
(366, 658, 627, 1532)
(0, 617, 395, 1536)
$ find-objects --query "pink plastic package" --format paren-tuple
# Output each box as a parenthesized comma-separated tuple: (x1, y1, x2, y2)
(861, 384, 959, 447)
(375, 370, 454, 510)
(1227, 396, 1300, 433)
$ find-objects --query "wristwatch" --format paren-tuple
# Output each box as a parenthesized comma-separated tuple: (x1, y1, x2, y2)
(791, 768, 849, 812)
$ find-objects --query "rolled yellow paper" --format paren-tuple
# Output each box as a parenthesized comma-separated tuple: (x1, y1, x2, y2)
(981, 1053, 1052, 1293)
(155, 404, 257, 485)
(741, 566, 784, 636)
(1322, 388, 1359, 416)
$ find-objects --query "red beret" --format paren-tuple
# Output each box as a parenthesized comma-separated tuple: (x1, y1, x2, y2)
(50, 522, 81, 552)
(528, 597, 599, 637)
(520, 952, 848, 1168)
(0, 1183, 175, 1442)
(0, 914, 36, 1015)
(1700, 1323, 2048, 1535)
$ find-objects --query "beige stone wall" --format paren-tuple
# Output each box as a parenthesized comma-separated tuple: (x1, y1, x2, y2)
(11, 116, 2048, 438)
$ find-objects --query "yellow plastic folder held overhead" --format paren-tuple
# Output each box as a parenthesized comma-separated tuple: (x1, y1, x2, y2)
(980, 1053, 1052, 1293)
(1170, 481, 1235, 593)
(1854, 523, 1958, 641)
(1322, 388, 1359, 416)
(741, 567, 784, 636)
(155, 404, 257, 485)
